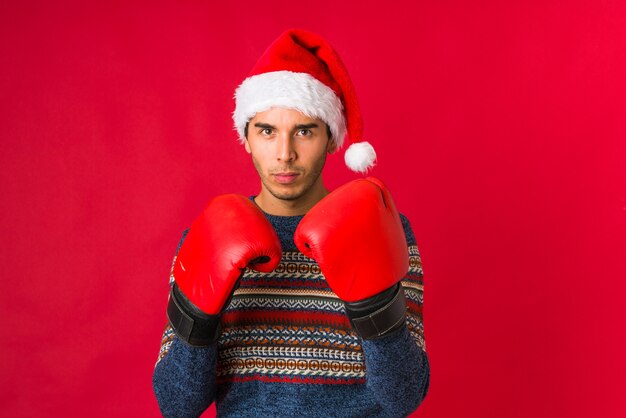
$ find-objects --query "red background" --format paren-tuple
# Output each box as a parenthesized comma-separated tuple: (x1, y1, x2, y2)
(1, 1, 624, 417)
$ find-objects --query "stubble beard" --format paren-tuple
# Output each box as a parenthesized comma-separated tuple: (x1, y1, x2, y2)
(253, 153, 327, 202)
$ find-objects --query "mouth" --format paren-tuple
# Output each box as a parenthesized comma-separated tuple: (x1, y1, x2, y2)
(272, 172, 300, 184)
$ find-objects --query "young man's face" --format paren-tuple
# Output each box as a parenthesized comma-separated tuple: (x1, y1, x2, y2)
(244, 107, 336, 208)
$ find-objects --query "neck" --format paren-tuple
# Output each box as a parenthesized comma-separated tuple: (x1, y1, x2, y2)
(254, 183, 329, 217)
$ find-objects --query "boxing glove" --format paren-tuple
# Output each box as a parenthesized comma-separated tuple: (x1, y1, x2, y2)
(294, 177, 409, 339)
(167, 194, 282, 346)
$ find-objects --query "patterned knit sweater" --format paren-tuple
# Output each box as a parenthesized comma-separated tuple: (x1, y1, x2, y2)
(153, 208, 430, 418)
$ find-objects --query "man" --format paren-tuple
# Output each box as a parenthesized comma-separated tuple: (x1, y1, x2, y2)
(153, 29, 430, 417)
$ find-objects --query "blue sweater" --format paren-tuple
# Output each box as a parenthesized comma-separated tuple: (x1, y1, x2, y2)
(153, 210, 430, 417)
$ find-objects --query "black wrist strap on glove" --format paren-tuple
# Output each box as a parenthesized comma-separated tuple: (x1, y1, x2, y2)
(167, 283, 221, 347)
(344, 283, 407, 340)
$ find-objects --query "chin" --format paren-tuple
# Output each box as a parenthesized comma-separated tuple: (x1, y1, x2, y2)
(269, 189, 304, 201)
(266, 184, 307, 201)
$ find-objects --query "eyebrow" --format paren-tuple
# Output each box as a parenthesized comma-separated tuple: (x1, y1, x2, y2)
(253, 122, 320, 130)
(295, 123, 319, 130)
(253, 122, 275, 129)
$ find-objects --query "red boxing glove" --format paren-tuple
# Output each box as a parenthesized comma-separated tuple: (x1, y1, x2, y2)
(294, 177, 409, 339)
(167, 195, 282, 345)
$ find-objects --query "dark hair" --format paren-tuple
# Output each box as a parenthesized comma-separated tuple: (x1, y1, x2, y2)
(244, 121, 332, 140)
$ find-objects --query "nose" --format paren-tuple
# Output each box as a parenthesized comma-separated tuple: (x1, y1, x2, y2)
(276, 132, 296, 162)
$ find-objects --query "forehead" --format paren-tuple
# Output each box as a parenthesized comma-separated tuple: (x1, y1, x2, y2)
(250, 107, 324, 126)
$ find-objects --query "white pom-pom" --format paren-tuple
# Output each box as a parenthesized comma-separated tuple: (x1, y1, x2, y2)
(344, 141, 376, 173)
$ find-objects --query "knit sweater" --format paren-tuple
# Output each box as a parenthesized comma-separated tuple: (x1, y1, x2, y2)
(153, 208, 430, 418)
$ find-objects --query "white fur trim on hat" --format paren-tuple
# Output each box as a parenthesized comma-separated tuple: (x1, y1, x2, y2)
(233, 71, 347, 148)
(344, 141, 376, 173)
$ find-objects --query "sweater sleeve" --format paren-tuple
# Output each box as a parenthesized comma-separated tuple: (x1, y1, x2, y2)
(360, 214, 430, 417)
(152, 229, 218, 418)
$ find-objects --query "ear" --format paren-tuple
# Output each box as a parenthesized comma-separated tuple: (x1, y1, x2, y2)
(326, 139, 337, 154)
(244, 139, 252, 154)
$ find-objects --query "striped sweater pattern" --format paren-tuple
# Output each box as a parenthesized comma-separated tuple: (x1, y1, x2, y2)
(153, 209, 429, 417)
(157, 241, 424, 386)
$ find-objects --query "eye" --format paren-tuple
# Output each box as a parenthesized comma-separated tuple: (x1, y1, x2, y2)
(296, 128, 312, 137)
(260, 128, 273, 136)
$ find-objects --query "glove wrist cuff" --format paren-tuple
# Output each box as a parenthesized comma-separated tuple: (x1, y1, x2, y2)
(345, 283, 407, 340)
(167, 283, 221, 346)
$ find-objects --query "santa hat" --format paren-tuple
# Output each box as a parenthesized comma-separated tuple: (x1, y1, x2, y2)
(233, 29, 376, 173)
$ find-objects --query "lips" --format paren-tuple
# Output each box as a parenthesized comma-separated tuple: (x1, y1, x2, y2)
(273, 172, 299, 184)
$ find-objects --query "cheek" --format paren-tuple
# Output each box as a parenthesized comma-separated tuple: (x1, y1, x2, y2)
(249, 138, 274, 155)
(249, 146, 273, 169)
(307, 143, 331, 162)
(297, 139, 324, 154)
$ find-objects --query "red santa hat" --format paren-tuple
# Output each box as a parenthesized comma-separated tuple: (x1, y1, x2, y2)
(233, 29, 376, 173)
